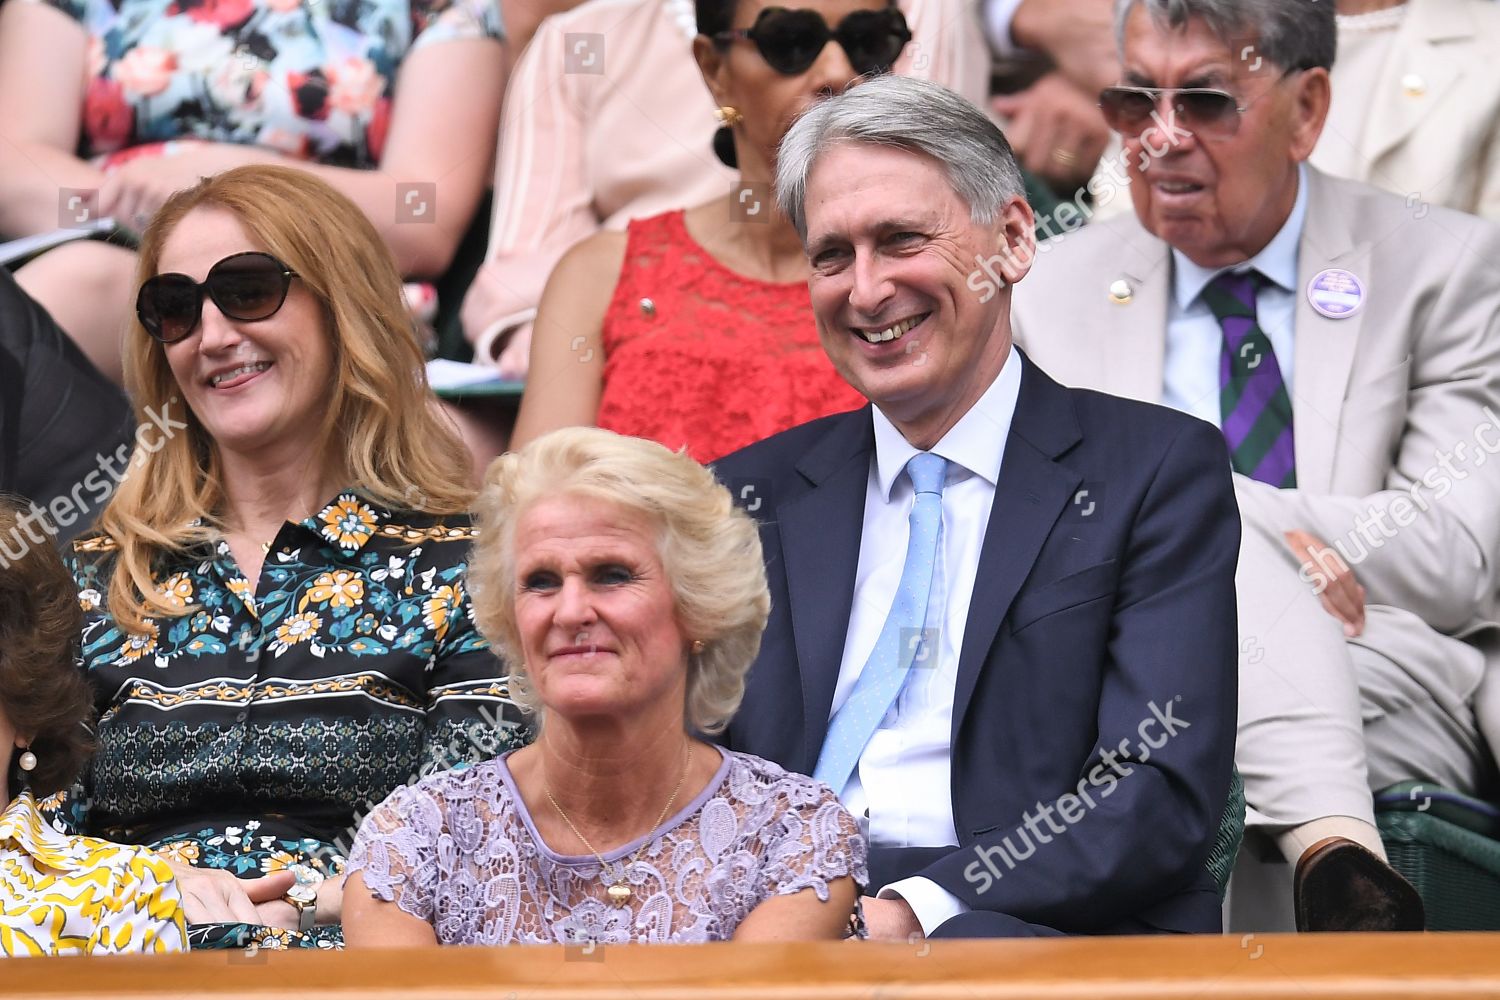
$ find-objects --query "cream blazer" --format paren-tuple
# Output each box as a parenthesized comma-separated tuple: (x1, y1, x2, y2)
(1011, 165, 1500, 752)
(1310, 0, 1500, 220)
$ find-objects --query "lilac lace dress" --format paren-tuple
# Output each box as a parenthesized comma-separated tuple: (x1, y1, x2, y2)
(346, 749, 867, 944)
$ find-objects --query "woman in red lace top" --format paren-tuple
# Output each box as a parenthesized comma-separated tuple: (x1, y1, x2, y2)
(508, 0, 912, 463)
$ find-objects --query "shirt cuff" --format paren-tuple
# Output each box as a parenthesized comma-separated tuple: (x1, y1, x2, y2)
(471, 308, 537, 365)
(983, 0, 1027, 58)
(879, 877, 970, 937)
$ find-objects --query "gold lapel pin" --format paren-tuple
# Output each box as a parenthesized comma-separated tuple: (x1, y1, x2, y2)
(1109, 279, 1134, 305)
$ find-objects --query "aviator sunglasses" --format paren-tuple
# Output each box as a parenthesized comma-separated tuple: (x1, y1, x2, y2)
(136, 251, 298, 344)
(713, 6, 911, 77)
(1098, 69, 1304, 140)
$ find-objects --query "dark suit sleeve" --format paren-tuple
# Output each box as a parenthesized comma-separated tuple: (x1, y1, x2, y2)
(0, 269, 133, 540)
(918, 417, 1240, 931)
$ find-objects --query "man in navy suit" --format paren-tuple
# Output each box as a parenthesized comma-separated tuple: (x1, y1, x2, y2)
(714, 75, 1240, 939)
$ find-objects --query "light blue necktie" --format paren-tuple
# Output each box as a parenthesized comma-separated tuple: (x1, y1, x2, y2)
(814, 452, 948, 792)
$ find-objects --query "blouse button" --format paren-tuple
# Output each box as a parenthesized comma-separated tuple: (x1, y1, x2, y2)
(235, 711, 248, 724)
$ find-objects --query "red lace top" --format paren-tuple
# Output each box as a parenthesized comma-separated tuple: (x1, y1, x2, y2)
(595, 211, 865, 463)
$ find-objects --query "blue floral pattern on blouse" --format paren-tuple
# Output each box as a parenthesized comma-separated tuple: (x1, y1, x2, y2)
(55, 492, 529, 949)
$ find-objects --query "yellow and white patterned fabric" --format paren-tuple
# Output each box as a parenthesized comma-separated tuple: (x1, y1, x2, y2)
(0, 792, 187, 956)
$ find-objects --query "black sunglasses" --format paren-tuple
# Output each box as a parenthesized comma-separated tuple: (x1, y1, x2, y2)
(712, 6, 911, 77)
(136, 251, 298, 344)
(1098, 68, 1303, 140)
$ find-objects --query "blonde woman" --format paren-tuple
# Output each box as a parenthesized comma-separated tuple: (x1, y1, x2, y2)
(343, 428, 866, 946)
(60, 165, 525, 950)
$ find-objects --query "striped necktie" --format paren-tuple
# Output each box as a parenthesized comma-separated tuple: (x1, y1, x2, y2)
(1201, 270, 1297, 488)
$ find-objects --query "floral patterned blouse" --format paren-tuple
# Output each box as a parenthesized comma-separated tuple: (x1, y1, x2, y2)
(56, 492, 528, 950)
(26, 0, 504, 167)
(2, 791, 188, 956)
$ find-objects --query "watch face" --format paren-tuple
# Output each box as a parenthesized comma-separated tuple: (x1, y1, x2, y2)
(288, 884, 317, 904)
(287, 863, 325, 887)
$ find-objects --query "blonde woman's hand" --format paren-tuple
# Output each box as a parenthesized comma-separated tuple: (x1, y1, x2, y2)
(164, 860, 297, 927)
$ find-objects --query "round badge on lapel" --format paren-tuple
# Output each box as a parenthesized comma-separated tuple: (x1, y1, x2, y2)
(1307, 268, 1364, 319)
(1108, 279, 1133, 304)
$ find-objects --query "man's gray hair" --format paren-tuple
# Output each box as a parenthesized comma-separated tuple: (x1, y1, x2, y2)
(775, 75, 1026, 239)
(1113, 0, 1335, 74)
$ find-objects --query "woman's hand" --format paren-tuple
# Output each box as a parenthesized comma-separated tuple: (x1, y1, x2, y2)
(99, 142, 282, 230)
(164, 860, 297, 927)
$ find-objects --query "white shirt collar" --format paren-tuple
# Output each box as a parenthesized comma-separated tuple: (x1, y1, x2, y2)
(1171, 162, 1309, 310)
(870, 347, 1024, 501)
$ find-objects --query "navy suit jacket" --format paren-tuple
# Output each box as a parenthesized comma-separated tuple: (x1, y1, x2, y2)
(713, 353, 1240, 936)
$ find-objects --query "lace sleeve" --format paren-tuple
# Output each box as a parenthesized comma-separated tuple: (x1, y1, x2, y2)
(755, 777, 869, 905)
(346, 783, 448, 922)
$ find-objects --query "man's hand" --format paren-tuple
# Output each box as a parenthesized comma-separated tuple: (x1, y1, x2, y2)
(1285, 529, 1366, 636)
(99, 142, 282, 232)
(163, 860, 297, 927)
(861, 895, 923, 941)
(1009, 0, 1119, 94)
(992, 73, 1111, 191)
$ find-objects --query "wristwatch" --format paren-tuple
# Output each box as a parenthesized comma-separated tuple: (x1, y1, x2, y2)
(284, 863, 325, 933)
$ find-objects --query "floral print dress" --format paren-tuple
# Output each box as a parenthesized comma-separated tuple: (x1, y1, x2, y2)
(25, 0, 504, 168)
(53, 493, 528, 950)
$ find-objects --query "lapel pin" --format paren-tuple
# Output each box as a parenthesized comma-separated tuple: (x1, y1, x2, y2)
(640, 297, 657, 317)
(1307, 268, 1365, 319)
(1108, 279, 1133, 304)
(1401, 73, 1426, 96)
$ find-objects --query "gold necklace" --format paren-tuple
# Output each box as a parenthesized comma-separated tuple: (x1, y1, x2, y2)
(544, 745, 693, 906)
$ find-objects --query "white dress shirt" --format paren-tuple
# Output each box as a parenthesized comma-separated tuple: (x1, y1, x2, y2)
(982, 0, 1026, 57)
(832, 348, 1024, 934)
(1163, 164, 1309, 427)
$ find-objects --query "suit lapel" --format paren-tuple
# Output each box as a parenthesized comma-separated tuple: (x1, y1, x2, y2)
(1361, 0, 1471, 167)
(778, 409, 875, 774)
(1291, 169, 1369, 494)
(951, 357, 1083, 742)
(1100, 218, 1172, 403)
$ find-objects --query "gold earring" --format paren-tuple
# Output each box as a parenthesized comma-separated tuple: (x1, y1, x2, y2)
(690, 640, 706, 656)
(714, 106, 743, 128)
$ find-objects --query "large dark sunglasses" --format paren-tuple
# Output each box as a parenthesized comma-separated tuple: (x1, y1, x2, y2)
(1098, 68, 1302, 140)
(136, 251, 298, 344)
(713, 6, 911, 77)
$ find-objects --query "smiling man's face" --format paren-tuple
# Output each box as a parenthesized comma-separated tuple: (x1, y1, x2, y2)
(803, 142, 1033, 447)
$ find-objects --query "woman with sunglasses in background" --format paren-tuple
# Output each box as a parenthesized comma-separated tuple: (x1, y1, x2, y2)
(54, 165, 527, 950)
(508, 0, 932, 462)
(450, 0, 988, 458)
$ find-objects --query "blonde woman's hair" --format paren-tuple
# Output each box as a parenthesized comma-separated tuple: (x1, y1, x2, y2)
(469, 428, 770, 734)
(98, 164, 474, 634)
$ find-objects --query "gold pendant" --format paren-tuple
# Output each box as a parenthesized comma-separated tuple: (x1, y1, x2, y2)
(606, 883, 632, 906)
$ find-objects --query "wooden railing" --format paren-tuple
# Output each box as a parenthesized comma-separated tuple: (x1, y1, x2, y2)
(8, 933, 1500, 999)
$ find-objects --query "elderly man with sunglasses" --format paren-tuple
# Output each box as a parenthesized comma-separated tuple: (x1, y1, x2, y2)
(1014, 0, 1500, 933)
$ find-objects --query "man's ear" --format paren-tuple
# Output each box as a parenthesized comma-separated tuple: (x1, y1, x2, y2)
(1289, 66, 1331, 162)
(692, 35, 730, 107)
(994, 195, 1038, 286)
